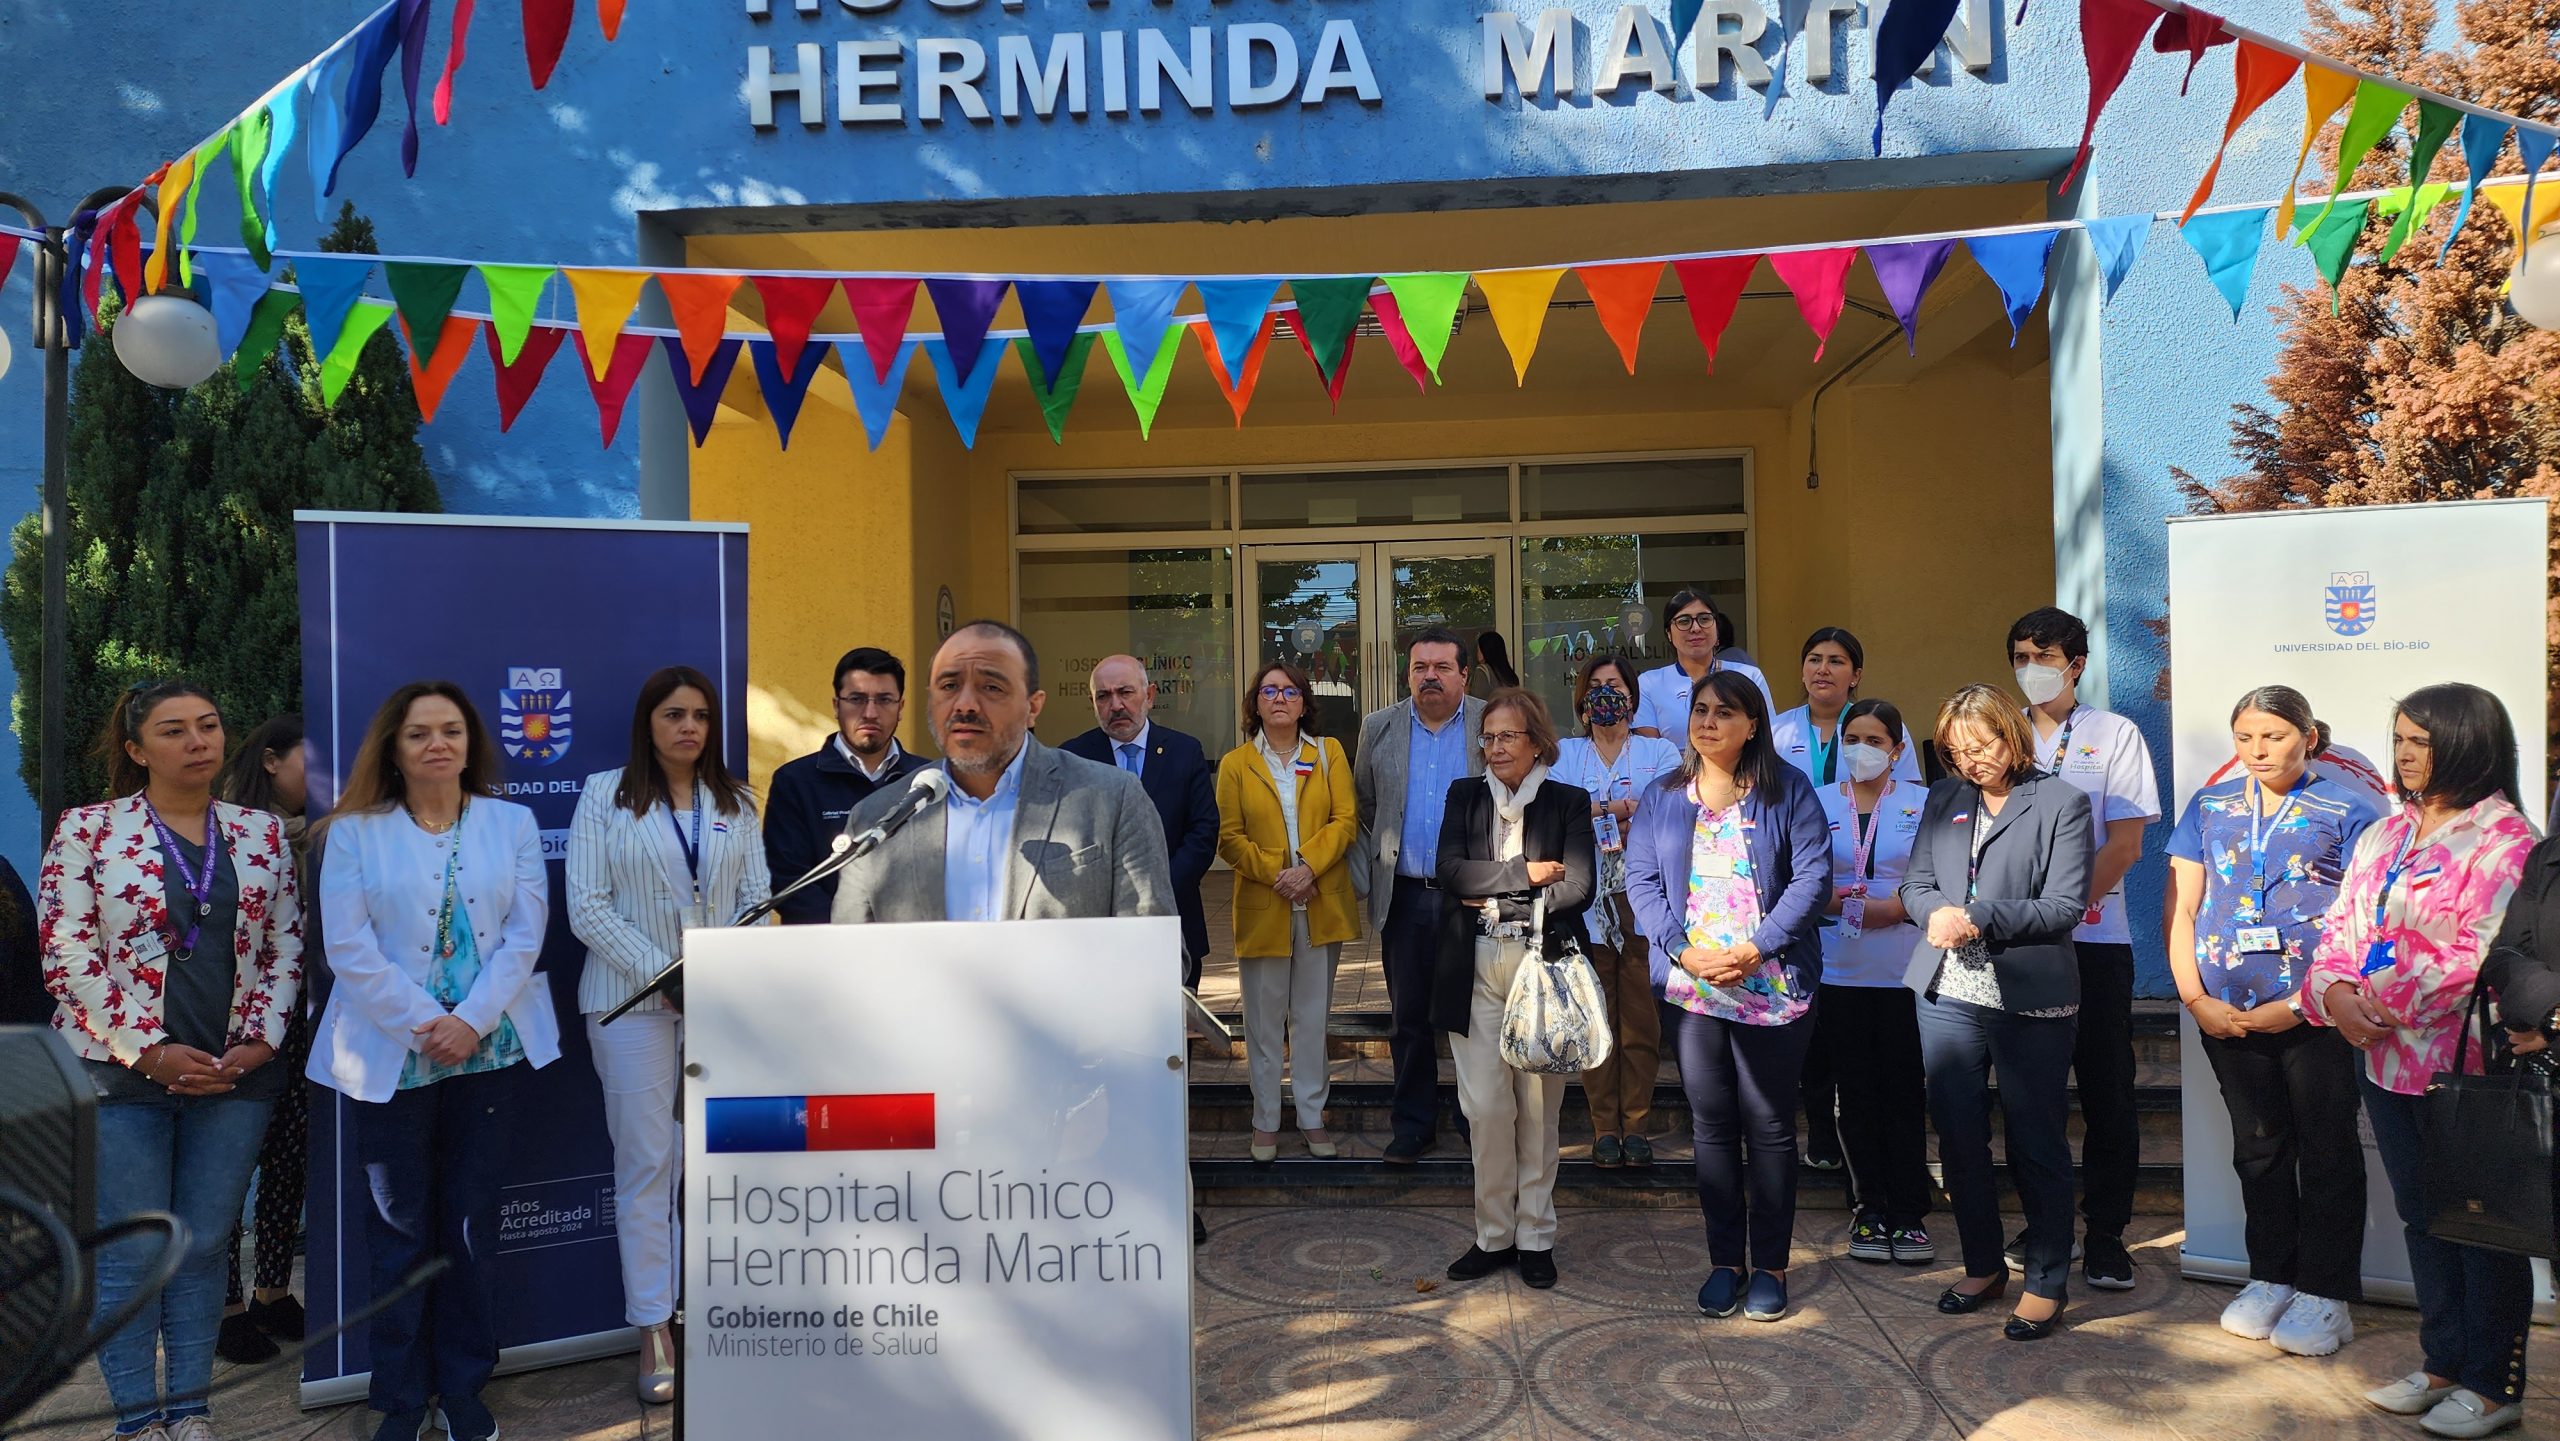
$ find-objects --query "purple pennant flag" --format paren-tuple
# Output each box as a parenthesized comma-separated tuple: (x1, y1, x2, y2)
(326, 5, 406, 196)
(923, 278, 1009, 384)
(1015, 280, 1098, 387)
(1965, 229, 2061, 343)
(921, 336, 1010, 448)
(1196, 279, 1280, 380)
(835, 339, 918, 451)
(1865, 238, 1956, 353)
(1107, 279, 1188, 392)
(663, 334, 745, 446)
(748, 336, 828, 451)
(396, 0, 434, 177)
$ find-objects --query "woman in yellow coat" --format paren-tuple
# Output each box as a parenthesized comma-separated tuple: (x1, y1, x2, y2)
(1218, 660, 1359, 1164)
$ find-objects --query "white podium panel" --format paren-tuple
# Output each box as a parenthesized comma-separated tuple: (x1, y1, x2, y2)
(683, 917, 1192, 1440)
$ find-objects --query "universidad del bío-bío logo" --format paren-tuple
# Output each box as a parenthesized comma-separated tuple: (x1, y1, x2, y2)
(2324, 572, 2377, 637)
(499, 666, 574, 766)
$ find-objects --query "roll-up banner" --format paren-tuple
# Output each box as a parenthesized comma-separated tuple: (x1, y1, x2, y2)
(295, 513, 750, 1406)
(2166, 497, 2549, 1307)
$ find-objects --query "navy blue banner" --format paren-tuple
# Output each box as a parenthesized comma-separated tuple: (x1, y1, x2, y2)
(294, 513, 749, 1404)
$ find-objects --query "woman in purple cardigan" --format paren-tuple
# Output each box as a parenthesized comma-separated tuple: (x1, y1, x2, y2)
(1625, 669, 1834, 1324)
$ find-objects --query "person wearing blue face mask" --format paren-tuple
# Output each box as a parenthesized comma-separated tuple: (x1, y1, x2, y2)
(1553, 654, 1681, 1169)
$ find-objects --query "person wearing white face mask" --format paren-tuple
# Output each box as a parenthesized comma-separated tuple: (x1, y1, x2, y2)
(2003, 606, 2159, 1293)
(1815, 699, 1937, 1268)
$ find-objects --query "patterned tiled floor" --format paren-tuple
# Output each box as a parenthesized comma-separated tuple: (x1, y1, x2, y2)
(18, 1209, 2552, 1440)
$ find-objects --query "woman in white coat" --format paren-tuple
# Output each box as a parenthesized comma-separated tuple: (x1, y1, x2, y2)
(569, 665, 771, 1403)
(306, 682, 557, 1441)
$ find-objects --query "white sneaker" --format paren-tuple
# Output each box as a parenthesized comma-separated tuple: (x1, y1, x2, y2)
(2268, 1293, 2353, 1356)
(2419, 1389, 2524, 1438)
(164, 1421, 218, 1441)
(2218, 1280, 2297, 1340)
(2367, 1372, 2459, 1416)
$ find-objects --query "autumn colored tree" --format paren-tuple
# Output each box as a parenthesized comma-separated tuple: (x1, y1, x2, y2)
(2171, 0, 2560, 777)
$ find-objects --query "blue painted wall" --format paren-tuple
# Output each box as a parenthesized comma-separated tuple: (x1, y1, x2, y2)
(0, 0, 2325, 989)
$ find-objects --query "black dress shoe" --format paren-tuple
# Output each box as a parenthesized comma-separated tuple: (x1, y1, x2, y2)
(1194, 1212, 1207, 1247)
(1383, 1135, 1429, 1165)
(218, 1309, 281, 1363)
(1936, 1276, 2009, 1315)
(1446, 1245, 1517, 1281)
(248, 1293, 307, 1339)
(1517, 1249, 1557, 1289)
(2004, 1299, 2066, 1341)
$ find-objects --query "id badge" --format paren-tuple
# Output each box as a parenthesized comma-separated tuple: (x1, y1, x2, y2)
(130, 929, 170, 970)
(1840, 896, 1866, 941)
(2235, 925, 2282, 954)
(2360, 937, 2397, 976)
(1699, 855, 1737, 880)
(677, 902, 713, 953)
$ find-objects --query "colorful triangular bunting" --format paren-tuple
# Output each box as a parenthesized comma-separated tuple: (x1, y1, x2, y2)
(658, 271, 745, 383)
(383, 261, 470, 367)
(1194, 316, 1273, 428)
(1670, 254, 1758, 370)
(2186, 42, 2300, 222)
(434, 0, 479, 123)
(2442, 118, 2513, 257)
(319, 298, 398, 408)
(1107, 280, 1187, 393)
(399, 314, 478, 423)
(1578, 262, 1663, 374)
(574, 329, 657, 446)
(1016, 332, 1099, 444)
(1102, 324, 1186, 439)
(1866, 239, 1956, 353)
(2062, 0, 2162, 191)
(2151, 6, 2230, 94)
(2304, 199, 2372, 311)
(923, 279, 1009, 385)
(836, 338, 920, 450)
(1965, 230, 2061, 343)
(1289, 316, 1357, 410)
(477, 264, 550, 364)
(2083, 215, 2151, 303)
(2306, 83, 2411, 236)
(201, 251, 275, 359)
(2180, 207, 2272, 320)
(1767, 248, 1857, 360)
(751, 274, 837, 380)
(664, 334, 745, 446)
(323, 6, 406, 197)
(843, 278, 921, 383)
(1477, 268, 1565, 385)
(294, 255, 377, 362)
(487, 321, 568, 431)
(2279, 65, 2361, 238)
(1289, 277, 1372, 383)
(525, 0, 574, 88)
(1872, 0, 1961, 155)
(2380, 102, 2461, 260)
(230, 108, 275, 269)
(1015, 280, 1099, 388)
(1196, 280, 1281, 384)
(229, 291, 300, 389)
(1367, 291, 1435, 393)
(563, 268, 650, 379)
(920, 336, 1009, 447)
(747, 336, 828, 450)
(1379, 274, 1468, 382)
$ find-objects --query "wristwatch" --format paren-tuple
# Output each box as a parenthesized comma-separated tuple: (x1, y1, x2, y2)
(2287, 994, 2307, 1021)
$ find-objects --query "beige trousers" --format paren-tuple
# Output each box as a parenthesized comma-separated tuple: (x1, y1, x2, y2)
(1239, 911, 1341, 1132)
(1580, 891, 1658, 1137)
(1449, 935, 1567, 1252)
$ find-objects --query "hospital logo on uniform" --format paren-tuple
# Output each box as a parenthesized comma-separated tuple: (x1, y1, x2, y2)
(499, 666, 574, 767)
(2325, 572, 2378, 636)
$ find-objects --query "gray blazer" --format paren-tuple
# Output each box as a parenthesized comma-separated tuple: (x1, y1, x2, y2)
(1896, 771, 2096, 1014)
(1351, 695, 1486, 913)
(827, 738, 1176, 925)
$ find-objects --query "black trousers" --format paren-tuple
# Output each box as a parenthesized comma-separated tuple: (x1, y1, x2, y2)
(2053, 941, 2138, 1238)
(1821, 983, 1934, 1228)
(227, 1015, 313, 1304)
(1665, 1003, 1812, 1272)
(2199, 1024, 2366, 1301)
(1800, 1010, 1840, 1156)
(355, 1064, 520, 1415)
(2364, 1076, 2532, 1403)
(1381, 878, 1446, 1145)
(1921, 993, 2078, 1300)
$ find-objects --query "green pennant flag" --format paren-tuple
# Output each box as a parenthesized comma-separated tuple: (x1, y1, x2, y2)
(1380, 273, 1468, 382)
(2306, 83, 2410, 238)
(2305, 198, 2374, 312)
(384, 262, 471, 366)
(178, 134, 227, 288)
(477, 264, 553, 364)
(320, 299, 400, 407)
(2377, 183, 2456, 263)
(2379, 101, 2463, 261)
(230, 289, 300, 390)
(1015, 332, 1098, 444)
(231, 109, 275, 271)
(1101, 324, 1185, 439)
(1289, 277, 1374, 383)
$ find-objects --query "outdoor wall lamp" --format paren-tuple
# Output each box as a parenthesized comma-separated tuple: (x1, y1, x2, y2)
(2510, 222, 2560, 333)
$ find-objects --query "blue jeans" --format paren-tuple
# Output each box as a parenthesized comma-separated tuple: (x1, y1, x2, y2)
(356, 1063, 520, 1417)
(92, 1095, 275, 1433)
(2360, 1074, 2532, 1404)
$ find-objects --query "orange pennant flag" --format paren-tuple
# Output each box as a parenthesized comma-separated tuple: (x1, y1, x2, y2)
(657, 272, 745, 384)
(1475, 268, 1566, 386)
(563, 268, 652, 380)
(1193, 317, 1273, 427)
(599, 0, 627, 40)
(146, 154, 197, 293)
(2277, 63, 2360, 239)
(1576, 262, 1664, 374)
(2185, 41, 2300, 223)
(400, 314, 480, 424)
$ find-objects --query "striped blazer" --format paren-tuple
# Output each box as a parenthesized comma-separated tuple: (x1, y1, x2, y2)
(567, 767, 773, 1016)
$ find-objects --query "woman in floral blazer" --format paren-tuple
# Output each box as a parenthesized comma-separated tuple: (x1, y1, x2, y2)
(40, 681, 302, 1441)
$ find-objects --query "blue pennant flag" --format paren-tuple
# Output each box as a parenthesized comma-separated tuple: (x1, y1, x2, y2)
(2082, 214, 2151, 304)
(1106, 280, 1188, 395)
(1015, 280, 1099, 388)
(921, 336, 1009, 448)
(836, 338, 918, 451)
(1196, 279, 1279, 380)
(326, 6, 406, 197)
(303, 50, 351, 221)
(1966, 229, 2061, 342)
(2519, 129, 2557, 262)
(2180, 208, 2272, 321)
(200, 251, 275, 358)
(2441, 117, 2511, 259)
(748, 337, 829, 451)
(257, 87, 301, 252)
(294, 255, 376, 360)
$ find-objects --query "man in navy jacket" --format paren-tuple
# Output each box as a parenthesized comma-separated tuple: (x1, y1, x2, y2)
(1060, 655, 1220, 988)
(765, 646, 931, 924)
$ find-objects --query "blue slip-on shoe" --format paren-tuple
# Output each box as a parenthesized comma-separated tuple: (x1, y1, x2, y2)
(1744, 1270, 1788, 1323)
(1697, 1267, 1745, 1318)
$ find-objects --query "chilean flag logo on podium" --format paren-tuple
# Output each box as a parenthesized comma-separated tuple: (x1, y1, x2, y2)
(703, 1093, 938, 1153)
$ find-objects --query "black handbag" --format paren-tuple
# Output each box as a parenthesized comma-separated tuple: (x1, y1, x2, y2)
(2419, 963, 2558, 1258)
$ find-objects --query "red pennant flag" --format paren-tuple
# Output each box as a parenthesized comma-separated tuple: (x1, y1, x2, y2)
(1767, 249, 1858, 360)
(2063, 0, 2163, 191)
(1578, 261, 1666, 375)
(843, 278, 921, 383)
(574, 328, 657, 446)
(433, 0, 478, 123)
(0, 236, 19, 293)
(1193, 318, 1272, 427)
(2150, 6, 2230, 94)
(523, 0, 573, 89)
(1670, 255, 1758, 371)
(100, 195, 145, 314)
(1367, 292, 1434, 393)
(751, 276, 834, 379)
(486, 321, 567, 432)
(657, 271, 744, 383)
(400, 314, 479, 423)
(2183, 40, 2299, 222)
(599, 0, 626, 40)
(1288, 315, 1355, 410)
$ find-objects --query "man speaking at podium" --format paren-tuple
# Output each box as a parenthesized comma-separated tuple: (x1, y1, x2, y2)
(830, 620, 1176, 926)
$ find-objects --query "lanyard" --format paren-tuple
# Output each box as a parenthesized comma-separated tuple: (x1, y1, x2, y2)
(2244, 778, 2306, 907)
(2042, 710, 2078, 773)
(1807, 713, 1839, 786)
(146, 802, 221, 957)
(666, 782, 702, 901)
(1845, 779, 1893, 883)
(432, 799, 471, 965)
(2370, 821, 2423, 937)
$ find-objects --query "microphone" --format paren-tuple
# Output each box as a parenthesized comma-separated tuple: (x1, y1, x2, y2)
(601, 767, 952, 1025)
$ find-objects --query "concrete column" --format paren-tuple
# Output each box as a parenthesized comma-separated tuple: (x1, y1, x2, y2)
(637, 214, 693, 522)
(2045, 171, 2108, 706)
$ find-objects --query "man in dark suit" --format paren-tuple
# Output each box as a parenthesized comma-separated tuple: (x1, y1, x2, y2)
(1061, 655, 1219, 988)
(764, 646, 931, 923)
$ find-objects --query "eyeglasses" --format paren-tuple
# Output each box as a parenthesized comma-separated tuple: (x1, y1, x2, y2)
(837, 691, 902, 712)
(1481, 730, 1532, 747)
(1668, 613, 1718, 633)
(1258, 685, 1303, 701)
(1943, 743, 2007, 764)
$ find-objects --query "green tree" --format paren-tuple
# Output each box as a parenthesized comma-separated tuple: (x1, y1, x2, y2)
(2, 203, 442, 812)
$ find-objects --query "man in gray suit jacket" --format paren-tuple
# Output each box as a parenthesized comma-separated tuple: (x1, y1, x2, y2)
(830, 621, 1175, 927)
(1353, 628, 1486, 1162)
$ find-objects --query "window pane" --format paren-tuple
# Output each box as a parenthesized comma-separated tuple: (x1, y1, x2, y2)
(1519, 457, 1746, 522)
(1020, 548, 1235, 750)
(1517, 531, 1752, 729)
(1240, 467, 1508, 529)
(1249, 556, 1365, 769)
(1018, 475, 1229, 535)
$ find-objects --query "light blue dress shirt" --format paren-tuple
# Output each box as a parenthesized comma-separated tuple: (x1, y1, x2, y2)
(942, 745, 1028, 923)
(1398, 706, 1470, 878)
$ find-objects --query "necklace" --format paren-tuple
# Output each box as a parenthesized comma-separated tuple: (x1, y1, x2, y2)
(406, 802, 461, 834)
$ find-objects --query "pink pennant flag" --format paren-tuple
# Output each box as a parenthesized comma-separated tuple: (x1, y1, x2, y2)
(1766, 249, 1858, 360)
(842, 278, 921, 383)
(1368, 291, 1434, 393)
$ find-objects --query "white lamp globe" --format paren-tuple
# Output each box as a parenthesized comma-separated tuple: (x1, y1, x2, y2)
(113, 293, 223, 389)
(2512, 224, 2560, 334)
